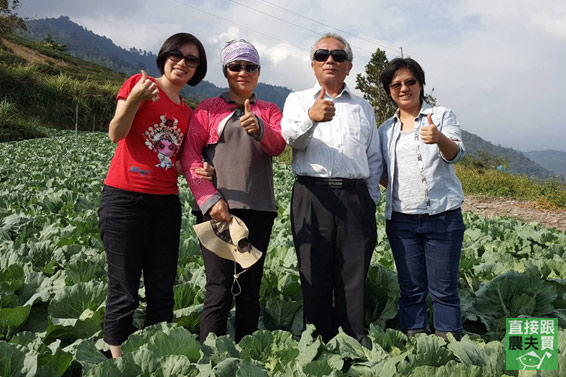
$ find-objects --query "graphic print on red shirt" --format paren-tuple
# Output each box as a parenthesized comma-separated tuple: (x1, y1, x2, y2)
(144, 115, 184, 170)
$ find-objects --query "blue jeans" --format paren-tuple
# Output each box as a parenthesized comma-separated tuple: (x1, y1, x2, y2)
(386, 208, 465, 333)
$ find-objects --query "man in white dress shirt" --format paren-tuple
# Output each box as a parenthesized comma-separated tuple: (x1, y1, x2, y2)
(281, 33, 383, 343)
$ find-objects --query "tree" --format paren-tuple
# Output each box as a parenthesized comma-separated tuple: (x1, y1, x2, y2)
(43, 34, 67, 51)
(355, 48, 397, 126)
(356, 48, 437, 127)
(0, 0, 26, 35)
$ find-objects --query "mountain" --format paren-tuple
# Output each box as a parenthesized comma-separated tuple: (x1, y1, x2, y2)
(22, 16, 158, 76)
(21, 16, 292, 109)
(461, 130, 556, 180)
(523, 150, 566, 179)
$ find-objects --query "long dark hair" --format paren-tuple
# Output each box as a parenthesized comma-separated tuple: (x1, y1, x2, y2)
(156, 32, 207, 86)
(380, 57, 426, 104)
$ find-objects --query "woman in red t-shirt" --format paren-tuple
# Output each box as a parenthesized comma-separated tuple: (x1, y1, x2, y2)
(98, 32, 210, 358)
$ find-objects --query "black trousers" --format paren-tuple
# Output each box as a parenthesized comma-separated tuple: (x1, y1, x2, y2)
(291, 179, 377, 342)
(195, 209, 275, 343)
(98, 185, 181, 345)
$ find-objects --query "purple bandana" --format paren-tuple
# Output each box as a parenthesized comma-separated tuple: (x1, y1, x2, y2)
(221, 39, 260, 69)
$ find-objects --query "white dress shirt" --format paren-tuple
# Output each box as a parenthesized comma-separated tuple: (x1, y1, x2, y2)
(281, 83, 383, 203)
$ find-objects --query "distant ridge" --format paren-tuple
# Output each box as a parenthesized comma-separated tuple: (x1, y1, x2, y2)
(461, 130, 556, 180)
(22, 16, 292, 109)
(22, 16, 159, 75)
(524, 150, 566, 179)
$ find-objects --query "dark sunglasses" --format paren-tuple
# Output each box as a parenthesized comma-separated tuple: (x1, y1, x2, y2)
(390, 79, 418, 90)
(226, 63, 260, 73)
(166, 49, 200, 68)
(313, 49, 349, 63)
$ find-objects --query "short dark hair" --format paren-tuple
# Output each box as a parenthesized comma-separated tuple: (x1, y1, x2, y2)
(380, 57, 426, 104)
(156, 32, 207, 86)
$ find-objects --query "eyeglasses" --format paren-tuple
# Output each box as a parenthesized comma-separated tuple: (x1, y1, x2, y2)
(166, 49, 200, 68)
(226, 63, 260, 73)
(313, 49, 349, 63)
(389, 79, 418, 90)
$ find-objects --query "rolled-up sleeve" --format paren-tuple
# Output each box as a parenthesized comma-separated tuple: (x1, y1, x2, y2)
(439, 109, 465, 163)
(281, 92, 318, 150)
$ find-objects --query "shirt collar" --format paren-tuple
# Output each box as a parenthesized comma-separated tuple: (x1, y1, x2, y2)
(393, 101, 433, 123)
(311, 82, 351, 99)
(220, 91, 257, 104)
(419, 101, 433, 116)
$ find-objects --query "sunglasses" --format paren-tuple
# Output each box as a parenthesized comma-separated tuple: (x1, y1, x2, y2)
(226, 63, 260, 73)
(313, 49, 349, 63)
(389, 79, 418, 90)
(166, 49, 200, 68)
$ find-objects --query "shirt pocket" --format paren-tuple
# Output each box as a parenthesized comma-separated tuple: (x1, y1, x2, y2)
(429, 112, 443, 132)
(345, 106, 369, 146)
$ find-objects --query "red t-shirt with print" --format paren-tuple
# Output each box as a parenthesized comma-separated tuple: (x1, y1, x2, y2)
(104, 74, 191, 195)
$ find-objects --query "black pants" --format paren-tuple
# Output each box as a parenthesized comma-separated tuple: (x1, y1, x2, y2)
(291, 179, 377, 342)
(195, 209, 275, 343)
(98, 185, 181, 345)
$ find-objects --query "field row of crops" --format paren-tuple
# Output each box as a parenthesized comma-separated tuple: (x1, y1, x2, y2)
(1, 132, 565, 376)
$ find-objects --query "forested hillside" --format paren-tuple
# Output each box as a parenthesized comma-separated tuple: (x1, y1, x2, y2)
(461, 130, 556, 180)
(22, 16, 292, 109)
(23, 16, 159, 76)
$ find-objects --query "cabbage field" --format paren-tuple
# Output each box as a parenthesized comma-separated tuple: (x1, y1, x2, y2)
(1, 131, 565, 377)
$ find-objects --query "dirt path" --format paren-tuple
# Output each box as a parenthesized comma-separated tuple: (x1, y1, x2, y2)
(462, 195, 566, 232)
(1, 38, 69, 66)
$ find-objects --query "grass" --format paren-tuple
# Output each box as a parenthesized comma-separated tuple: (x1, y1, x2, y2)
(0, 97, 48, 141)
(0, 35, 124, 136)
(456, 156, 566, 209)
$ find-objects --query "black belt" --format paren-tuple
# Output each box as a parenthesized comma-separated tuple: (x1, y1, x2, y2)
(297, 176, 365, 189)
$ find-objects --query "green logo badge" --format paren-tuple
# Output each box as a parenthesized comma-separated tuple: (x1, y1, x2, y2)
(506, 318, 558, 370)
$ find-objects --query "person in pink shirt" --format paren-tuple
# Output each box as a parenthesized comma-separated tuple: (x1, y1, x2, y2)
(181, 39, 285, 343)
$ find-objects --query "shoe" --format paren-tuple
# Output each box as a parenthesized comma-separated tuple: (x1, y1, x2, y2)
(406, 328, 427, 337)
(434, 330, 462, 341)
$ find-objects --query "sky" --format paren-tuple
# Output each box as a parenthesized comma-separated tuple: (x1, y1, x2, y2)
(18, 0, 566, 152)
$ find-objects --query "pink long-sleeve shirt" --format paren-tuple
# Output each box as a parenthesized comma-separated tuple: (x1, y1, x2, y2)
(180, 95, 286, 213)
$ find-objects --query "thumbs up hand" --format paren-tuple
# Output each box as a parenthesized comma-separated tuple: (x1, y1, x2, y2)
(308, 87, 335, 122)
(239, 99, 260, 137)
(132, 70, 160, 102)
(420, 114, 441, 144)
